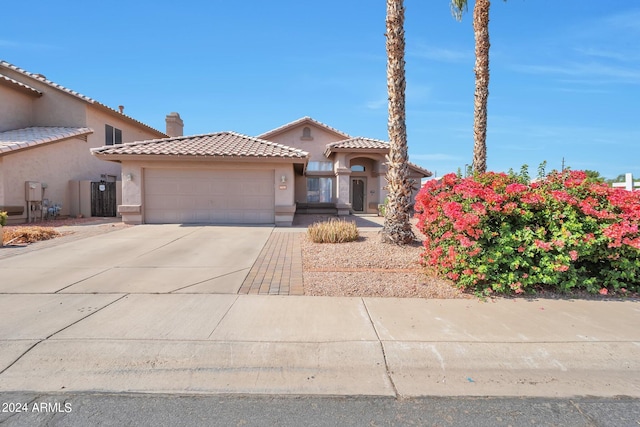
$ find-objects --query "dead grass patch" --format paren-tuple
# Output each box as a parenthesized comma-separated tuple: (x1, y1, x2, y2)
(2, 226, 60, 245)
(307, 218, 359, 243)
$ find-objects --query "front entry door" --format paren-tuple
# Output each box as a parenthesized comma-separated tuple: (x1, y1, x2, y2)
(351, 179, 365, 212)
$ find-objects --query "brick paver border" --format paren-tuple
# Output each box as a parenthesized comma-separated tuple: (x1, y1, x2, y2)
(239, 232, 304, 296)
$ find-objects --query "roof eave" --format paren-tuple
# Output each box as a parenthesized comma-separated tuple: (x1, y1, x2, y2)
(1, 129, 94, 156)
(91, 153, 309, 164)
(408, 164, 433, 178)
(0, 75, 43, 97)
(90, 103, 167, 138)
(325, 147, 389, 156)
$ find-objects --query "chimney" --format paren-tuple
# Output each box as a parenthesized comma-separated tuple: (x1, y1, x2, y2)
(165, 112, 184, 137)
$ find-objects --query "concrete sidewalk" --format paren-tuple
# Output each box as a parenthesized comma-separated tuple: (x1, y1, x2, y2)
(0, 294, 638, 397)
(0, 218, 638, 398)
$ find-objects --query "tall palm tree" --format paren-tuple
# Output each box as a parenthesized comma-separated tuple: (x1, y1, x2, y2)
(382, 0, 414, 245)
(451, 0, 491, 174)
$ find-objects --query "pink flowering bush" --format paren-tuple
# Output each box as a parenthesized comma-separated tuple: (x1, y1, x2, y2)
(415, 169, 640, 296)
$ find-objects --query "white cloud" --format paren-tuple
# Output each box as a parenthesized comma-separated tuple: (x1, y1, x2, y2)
(411, 153, 463, 161)
(365, 98, 387, 110)
(408, 42, 472, 63)
(510, 62, 640, 85)
(573, 47, 637, 62)
(0, 39, 56, 50)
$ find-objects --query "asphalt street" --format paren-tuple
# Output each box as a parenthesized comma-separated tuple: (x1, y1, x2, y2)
(1, 393, 639, 427)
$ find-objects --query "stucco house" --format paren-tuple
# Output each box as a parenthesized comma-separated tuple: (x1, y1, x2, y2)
(92, 116, 431, 226)
(0, 60, 168, 224)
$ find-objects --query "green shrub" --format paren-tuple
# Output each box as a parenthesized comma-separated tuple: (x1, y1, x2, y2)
(415, 169, 640, 296)
(307, 218, 359, 243)
(0, 211, 7, 226)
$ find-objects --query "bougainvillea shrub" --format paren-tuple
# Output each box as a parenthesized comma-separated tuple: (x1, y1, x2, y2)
(414, 170, 640, 296)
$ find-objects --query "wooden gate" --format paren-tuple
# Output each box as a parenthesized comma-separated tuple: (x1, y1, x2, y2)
(91, 181, 117, 217)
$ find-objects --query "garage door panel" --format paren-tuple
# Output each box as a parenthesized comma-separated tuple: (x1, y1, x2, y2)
(144, 169, 275, 224)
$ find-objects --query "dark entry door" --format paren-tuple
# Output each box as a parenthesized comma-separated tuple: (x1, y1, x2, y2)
(91, 181, 117, 217)
(351, 179, 365, 212)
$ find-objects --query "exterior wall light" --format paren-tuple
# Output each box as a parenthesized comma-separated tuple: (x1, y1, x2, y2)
(281, 175, 287, 183)
(125, 173, 133, 182)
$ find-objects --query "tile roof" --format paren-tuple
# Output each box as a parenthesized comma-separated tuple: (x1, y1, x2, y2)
(325, 137, 390, 153)
(0, 60, 166, 137)
(258, 116, 351, 140)
(325, 137, 433, 177)
(406, 161, 433, 177)
(0, 73, 42, 96)
(91, 131, 310, 159)
(0, 127, 93, 155)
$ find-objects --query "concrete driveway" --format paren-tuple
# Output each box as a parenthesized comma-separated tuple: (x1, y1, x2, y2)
(0, 225, 273, 294)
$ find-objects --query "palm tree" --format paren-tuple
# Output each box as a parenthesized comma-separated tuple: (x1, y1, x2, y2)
(451, 0, 491, 174)
(382, 0, 414, 245)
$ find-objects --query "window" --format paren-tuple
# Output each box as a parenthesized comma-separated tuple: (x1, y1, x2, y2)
(307, 177, 333, 203)
(307, 161, 333, 171)
(351, 165, 366, 172)
(105, 124, 123, 145)
(302, 127, 312, 139)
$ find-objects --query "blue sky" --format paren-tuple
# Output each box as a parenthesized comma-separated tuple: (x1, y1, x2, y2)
(2, 1, 639, 179)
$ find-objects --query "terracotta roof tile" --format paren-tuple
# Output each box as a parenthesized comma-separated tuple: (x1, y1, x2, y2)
(91, 131, 310, 159)
(325, 137, 433, 177)
(258, 116, 351, 139)
(0, 73, 42, 96)
(0, 127, 93, 154)
(325, 137, 390, 152)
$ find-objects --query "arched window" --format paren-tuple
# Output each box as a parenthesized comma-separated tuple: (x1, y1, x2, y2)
(351, 165, 365, 172)
(302, 127, 312, 139)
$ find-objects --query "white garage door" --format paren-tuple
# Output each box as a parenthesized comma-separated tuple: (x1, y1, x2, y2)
(144, 168, 275, 224)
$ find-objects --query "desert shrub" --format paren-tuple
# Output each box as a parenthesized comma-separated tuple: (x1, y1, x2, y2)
(415, 169, 640, 296)
(2, 226, 60, 244)
(307, 218, 359, 243)
(0, 211, 7, 227)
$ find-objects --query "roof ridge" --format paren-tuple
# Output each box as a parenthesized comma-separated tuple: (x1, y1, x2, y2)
(91, 131, 310, 158)
(257, 116, 351, 139)
(226, 130, 307, 154)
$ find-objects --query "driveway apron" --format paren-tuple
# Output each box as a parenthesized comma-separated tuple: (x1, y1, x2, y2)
(0, 225, 273, 294)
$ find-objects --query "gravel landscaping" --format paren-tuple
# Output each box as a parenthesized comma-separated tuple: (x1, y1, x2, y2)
(301, 230, 471, 299)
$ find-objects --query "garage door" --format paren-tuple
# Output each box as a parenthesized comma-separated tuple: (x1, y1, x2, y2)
(144, 168, 275, 224)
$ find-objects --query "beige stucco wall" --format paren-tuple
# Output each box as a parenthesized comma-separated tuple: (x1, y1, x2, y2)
(0, 86, 34, 132)
(1, 67, 86, 128)
(0, 157, 5, 214)
(264, 124, 345, 162)
(86, 107, 162, 147)
(1, 137, 98, 217)
(116, 159, 296, 225)
(0, 95, 163, 221)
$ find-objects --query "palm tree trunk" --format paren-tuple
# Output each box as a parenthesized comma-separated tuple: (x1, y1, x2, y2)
(382, 0, 414, 245)
(472, 0, 490, 174)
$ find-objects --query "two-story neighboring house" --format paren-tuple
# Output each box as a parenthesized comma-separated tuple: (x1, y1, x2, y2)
(92, 116, 431, 226)
(0, 60, 169, 224)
